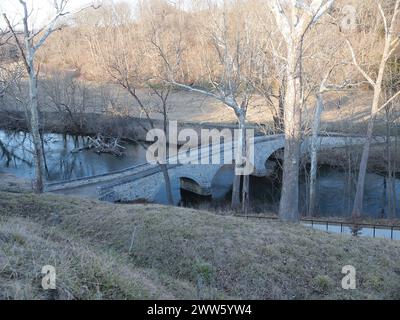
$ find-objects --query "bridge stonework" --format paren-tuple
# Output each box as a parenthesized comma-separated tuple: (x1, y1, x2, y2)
(47, 134, 386, 203)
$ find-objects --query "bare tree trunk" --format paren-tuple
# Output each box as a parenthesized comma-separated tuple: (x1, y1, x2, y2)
(385, 104, 396, 218)
(40, 131, 50, 177)
(393, 136, 398, 216)
(232, 111, 247, 210)
(273, 76, 286, 133)
(352, 89, 381, 218)
(242, 123, 250, 213)
(277, 75, 286, 132)
(350, 0, 400, 218)
(231, 175, 241, 209)
(242, 174, 250, 214)
(3, 1, 97, 194)
(28, 63, 45, 193)
(308, 93, 324, 217)
(160, 99, 174, 206)
(279, 45, 302, 222)
(160, 163, 174, 205)
(268, 0, 335, 222)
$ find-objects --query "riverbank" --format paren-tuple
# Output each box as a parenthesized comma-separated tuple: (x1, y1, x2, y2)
(314, 146, 400, 176)
(1, 83, 398, 136)
(0, 173, 32, 193)
(0, 109, 260, 144)
(190, 202, 400, 228)
(2, 171, 398, 225)
(1, 190, 400, 300)
(1, 109, 398, 172)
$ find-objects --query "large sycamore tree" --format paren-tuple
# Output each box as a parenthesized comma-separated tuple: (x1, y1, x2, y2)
(267, 0, 334, 222)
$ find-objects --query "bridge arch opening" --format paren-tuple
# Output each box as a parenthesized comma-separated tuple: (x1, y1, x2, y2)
(211, 164, 235, 200)
(179, 176, 211, 206)
(245, 148, 284, 212)
(264, 148, 284, 178)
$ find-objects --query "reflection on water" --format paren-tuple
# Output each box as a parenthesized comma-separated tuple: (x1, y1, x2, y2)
(1, 129, 399, 219)
(0, 129, 147, 182)
(181, 165, 400, 218)
(299, 168, 400, 218)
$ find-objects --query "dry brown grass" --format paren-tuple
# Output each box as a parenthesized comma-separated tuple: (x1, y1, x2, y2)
(0, 174, 32, 194)
(4, 78, 398, 136)
(0, 217, 184, 300)
(1, 191, 400, 300)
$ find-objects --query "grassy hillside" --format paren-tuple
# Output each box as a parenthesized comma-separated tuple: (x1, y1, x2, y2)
(1, 191, 400, 300)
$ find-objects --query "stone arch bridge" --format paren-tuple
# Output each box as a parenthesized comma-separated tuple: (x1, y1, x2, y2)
(46, 134, 387, 203)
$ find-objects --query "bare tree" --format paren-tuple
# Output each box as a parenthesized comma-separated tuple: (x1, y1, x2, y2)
(89, 3, 175, 204)
(0, 27, 11, 97)
(153, 1, 262, 211)
(268, 0, 334, 222)
(307, 63, 354, 217)
(3, 0, 98, 193)
(42, 74, 91, 132)
(347, 0, 400, 218)
(383, 59, 400, 218)
(306, 68, 333, 217)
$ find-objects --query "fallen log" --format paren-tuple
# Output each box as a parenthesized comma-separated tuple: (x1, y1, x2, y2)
(71, 134, 126, 157)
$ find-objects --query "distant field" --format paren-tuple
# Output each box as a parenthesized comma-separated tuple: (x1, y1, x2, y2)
(1, 64, 398, 136)
(1, 189, 400, 300)
(2, 77, 397, 136)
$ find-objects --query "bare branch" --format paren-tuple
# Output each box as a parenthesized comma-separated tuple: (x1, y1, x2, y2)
(267, 0, 292, 44)
(377, 2, 388, 38)
(346, 39, 376, 87)
(2, 13, 31, 73)
(168, 81, 238, 111)
(33, 2, 100, 53)
(377, 89, 400, 114)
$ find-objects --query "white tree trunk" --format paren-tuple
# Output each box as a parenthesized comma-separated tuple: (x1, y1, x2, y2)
(279, 44, 302, 222)
(268, 0, 334, 222)
(160, 162, 174, 205)
(232, 111, 247, 210)
(27, 58, 45, 193)
(308, 93, 324, 217)
(352, 83, 383, 217)
(385, 112, 396, 218)
(351, 0, 400, 218)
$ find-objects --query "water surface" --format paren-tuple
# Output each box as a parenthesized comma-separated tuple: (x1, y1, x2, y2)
(1, 129, 399, 219)
(0, 130, 147, 182)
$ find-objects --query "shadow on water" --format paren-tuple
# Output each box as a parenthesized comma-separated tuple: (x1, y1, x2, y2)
(0, 129, 147, 182)
(1, 128, 399, 220)
(180, 164, 400, 219)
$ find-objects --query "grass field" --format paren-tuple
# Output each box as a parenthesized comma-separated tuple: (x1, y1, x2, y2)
(2, 80, 398, 136)
(1, 189, 400, 300)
